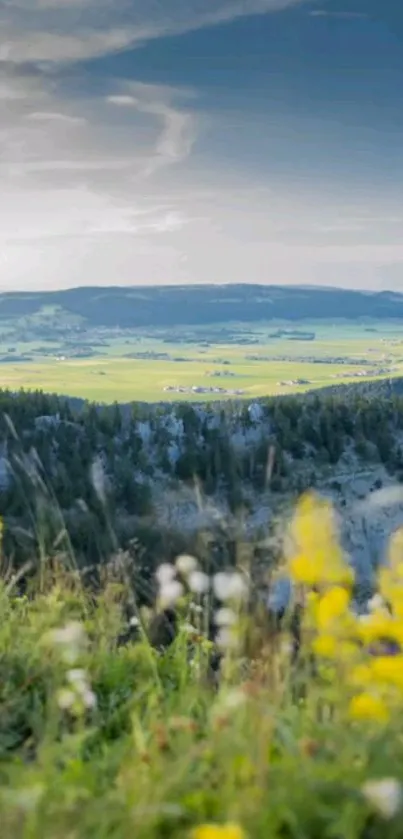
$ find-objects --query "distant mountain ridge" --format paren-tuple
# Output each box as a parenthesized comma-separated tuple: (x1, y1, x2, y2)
(1, 284, 403, 328)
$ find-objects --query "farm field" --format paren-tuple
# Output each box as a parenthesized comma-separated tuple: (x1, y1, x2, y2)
(0, 320, 402, 403)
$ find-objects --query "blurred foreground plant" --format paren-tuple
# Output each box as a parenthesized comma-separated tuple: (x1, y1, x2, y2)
(287, 491, 403, 727)
(2, 492, 403, 838)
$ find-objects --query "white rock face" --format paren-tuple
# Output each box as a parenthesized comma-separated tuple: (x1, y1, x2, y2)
(167, 442, 180, 465)
(34, 414, 61, 429)
(231, 426, 264, 451)
(164, 414, 184, 439)
(248, 402, 264, 423)
(150, 448, 403, 593)
(342, 494, 403, 586)
(136, 421, 152, 443)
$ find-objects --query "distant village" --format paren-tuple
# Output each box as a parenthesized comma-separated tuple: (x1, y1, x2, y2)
(330, 367, 393, 380)
(163, 385, 245, 395)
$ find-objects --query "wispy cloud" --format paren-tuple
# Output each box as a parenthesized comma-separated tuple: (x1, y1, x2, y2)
(26, 111, 86, 123)
(309, 9, 368, 19)
(0, 0, 307, 64)
(0, 63, 197, 176)
(106, 83, 198, 175)
(0, 0, 305, 221)
(0, 0, 400, 291)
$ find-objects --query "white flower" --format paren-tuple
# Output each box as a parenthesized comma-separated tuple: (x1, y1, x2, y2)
(188, 570, 210, 595)
(57, 688, 76, 710)
(214, 607, 237, 627)
(181, 622, 198, 635)
(176, 554, 198, 576)
(50, 621, 85, 647)
(216, 626, 238, 650)
(215, 688, 246, 712)
(280, 639, 293, 657)
(362, 778, 402, 819)
(155, 563, 177, 586)
(129, 616, 140, 628)
(65, 669, 97, 709)
(47, 621, 86, 664)
(367, 594, 386, 612)
(82, 688, 97, 709)
(66, 668, 87, 686)
(213, 572, 231, 601)
(213, 571, 247, 603)
(159, 579, 184, 608)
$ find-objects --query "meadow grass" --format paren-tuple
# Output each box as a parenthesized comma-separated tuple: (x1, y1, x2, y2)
(0, 355, 401, 403)
(2, 494, 403, 838)
(0, 318, 402, 402)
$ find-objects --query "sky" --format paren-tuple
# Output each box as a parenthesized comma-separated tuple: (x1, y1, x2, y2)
(0, 0, 402, 291)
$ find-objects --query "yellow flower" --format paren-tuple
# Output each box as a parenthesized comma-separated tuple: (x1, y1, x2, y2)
(289, 553, 323, 586)
(312, 634, 338, 658)
(378, 569, 394, 601)
(348, 663, 373, 688)
(291, 493, 338, 552)
(356, 611, 398, 646)
(288, 493, 353, 587)
(306, 590, 320, 607)
(191, 824, 246, 839)
(312, 633, 358, 664)
(291, 492, 332, 549)
(338, 640, 360, 662)
(392, 599, 403, 621)
(370, 655, 403, 689)
(349, 692, 389, 724)
(316, 586, 350, 630)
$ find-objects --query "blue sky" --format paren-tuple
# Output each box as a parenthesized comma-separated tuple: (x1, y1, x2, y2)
(0, 0, 402, 290)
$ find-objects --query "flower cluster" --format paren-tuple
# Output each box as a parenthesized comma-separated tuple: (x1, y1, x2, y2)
(46, 620, 87, 664)
(45, 620, 96, 714)
(57, 668, 96, 713)
(154, 556, 248, 651)
(155, 555, 211, 610)
(287, 492, 403, 725)
(361, 777, 402, 820)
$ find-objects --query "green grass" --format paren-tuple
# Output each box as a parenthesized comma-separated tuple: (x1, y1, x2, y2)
(2, 542, 403, 839)
(4, 485, 403, 839)
(0, 356, 401, 403)
(1, 320, 403, 402)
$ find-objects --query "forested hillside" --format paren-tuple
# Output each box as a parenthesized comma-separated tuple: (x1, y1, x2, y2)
(1, 386, 403, 593)
(1, 284, 403, 328)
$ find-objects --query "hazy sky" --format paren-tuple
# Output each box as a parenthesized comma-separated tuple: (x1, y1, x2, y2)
(1, 0, 402, 290)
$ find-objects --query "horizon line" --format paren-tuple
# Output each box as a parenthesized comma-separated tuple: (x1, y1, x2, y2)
(0, 283, 401, 297)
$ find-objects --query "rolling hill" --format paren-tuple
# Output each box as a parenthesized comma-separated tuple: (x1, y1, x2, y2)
(0, 284, 403, 328)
